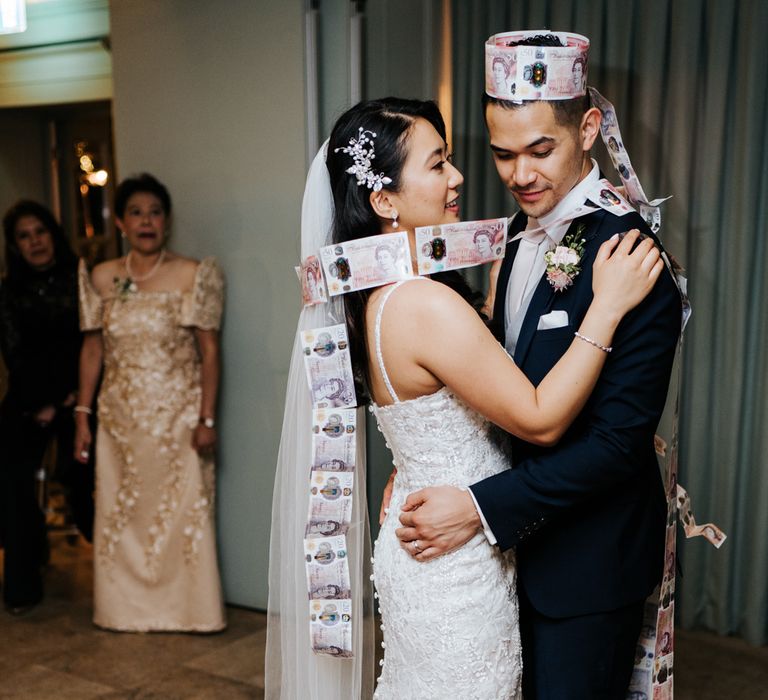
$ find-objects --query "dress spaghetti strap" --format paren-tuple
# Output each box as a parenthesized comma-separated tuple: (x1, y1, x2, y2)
(374, 278, 427, 404)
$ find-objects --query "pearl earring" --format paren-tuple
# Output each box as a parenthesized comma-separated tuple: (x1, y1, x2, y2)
(391, 212, 399, 229)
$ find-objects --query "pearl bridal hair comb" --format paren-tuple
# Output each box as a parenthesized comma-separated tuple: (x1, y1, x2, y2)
(334, 127, 393, 192)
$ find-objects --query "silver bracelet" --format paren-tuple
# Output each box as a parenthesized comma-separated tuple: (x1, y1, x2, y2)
(574, 331, 612, 354)
(73, 405, 93, 415)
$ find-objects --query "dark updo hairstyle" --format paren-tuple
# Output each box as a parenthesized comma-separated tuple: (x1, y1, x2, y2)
(2, 200, 77, 285)
(326, 97, 486, 401)
(114, 173, 172, 219)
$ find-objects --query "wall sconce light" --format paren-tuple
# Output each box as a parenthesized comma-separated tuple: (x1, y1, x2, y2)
(0, 0, 26, 35)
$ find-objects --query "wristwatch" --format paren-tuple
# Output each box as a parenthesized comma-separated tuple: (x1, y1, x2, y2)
(199, 416, 215, 429)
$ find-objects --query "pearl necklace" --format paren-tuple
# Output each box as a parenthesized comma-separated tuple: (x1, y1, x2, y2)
(125, 249, 166, 282)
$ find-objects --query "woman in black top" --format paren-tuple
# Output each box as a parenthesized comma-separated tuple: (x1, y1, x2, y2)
(0, 201, 87, 614)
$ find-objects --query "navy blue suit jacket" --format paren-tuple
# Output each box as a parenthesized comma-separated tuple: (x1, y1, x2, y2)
(471, 207, 682, 618)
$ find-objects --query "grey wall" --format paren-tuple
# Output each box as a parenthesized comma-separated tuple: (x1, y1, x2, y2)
(109, 0, 307, 609)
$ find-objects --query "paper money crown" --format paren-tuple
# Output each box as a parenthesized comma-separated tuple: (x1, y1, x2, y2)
(485, 30, 590, 102)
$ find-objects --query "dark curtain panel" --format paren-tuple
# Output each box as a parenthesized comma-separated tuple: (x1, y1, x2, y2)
(452, 0, 768, 645)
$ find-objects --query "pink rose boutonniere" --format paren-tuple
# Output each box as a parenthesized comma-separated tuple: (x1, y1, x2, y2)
(544, 225, 586, 292)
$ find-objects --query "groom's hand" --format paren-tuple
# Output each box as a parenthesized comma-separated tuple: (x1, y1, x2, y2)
(396, 486, 481, 561)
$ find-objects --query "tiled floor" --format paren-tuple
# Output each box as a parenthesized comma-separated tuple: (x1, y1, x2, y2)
(675, 626, 768, 700)
(2, 535, 767, 699)
(0, 536, 264, 699)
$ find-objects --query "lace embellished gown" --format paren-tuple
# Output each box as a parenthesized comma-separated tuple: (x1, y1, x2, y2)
(371, 281, 522, 700)
(78, 257, 226, 632)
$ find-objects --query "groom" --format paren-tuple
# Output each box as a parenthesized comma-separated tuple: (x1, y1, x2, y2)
(395, 31, 683, 698)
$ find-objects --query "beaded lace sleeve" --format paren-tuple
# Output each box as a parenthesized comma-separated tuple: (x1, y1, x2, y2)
(78, 259, 103, 331)
(180, 257, 225, 330)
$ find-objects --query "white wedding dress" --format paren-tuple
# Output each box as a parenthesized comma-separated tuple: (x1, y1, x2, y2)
(370, 280, 522, 700)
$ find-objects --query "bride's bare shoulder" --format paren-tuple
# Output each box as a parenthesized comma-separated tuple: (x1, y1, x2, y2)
(373, 278, 477, 325)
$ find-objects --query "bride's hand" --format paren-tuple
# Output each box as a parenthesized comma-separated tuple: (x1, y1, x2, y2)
(591, 229, 664, 319)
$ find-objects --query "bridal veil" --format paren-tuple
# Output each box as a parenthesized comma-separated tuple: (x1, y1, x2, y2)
(265, 142, 375, 699)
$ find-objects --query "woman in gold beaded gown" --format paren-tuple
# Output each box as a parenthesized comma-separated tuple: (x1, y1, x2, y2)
(74, 174, 226, 632)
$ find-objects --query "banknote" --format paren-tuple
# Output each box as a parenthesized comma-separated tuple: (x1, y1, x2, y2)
(304, 535, 350, 587)
(307, 561, 352, 600)
(514, 45, 588, 100)
(629, 638, 654, 695)
(485, 46, 519, 99)
(587, 178, 635, 217)
(628, 661, 653, 699)
(299, 255, 327, 306)
(662, 523, 677, 583)
(653, 679, 673, 700)
(320, 231, 413, 295)
(675, 484, 727, 548)
(659, 569, 675, 610)
(415, 217, 508, 274)
(306, 471, 354, 537)
(301, 324, 357, 409)
(311, 408, 357, 472)
(628, 596, 661, 698)
(309, 598, 353, 657)
(684, 521, 727, 548)
(651, 654, 673, 697)
(306, 517, 346, 538)
(655, 605, 674, 659)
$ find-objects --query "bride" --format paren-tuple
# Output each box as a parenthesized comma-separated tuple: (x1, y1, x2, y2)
(266, 97, 662, 699)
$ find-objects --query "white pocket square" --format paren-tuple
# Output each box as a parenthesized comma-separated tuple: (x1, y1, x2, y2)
(537, 310, 569, 331)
